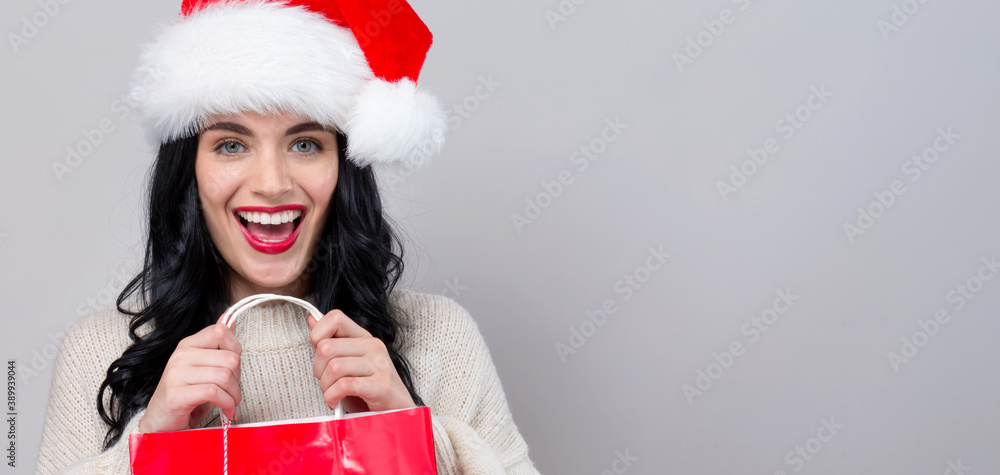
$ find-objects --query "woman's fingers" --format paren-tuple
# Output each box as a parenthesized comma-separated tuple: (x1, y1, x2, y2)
(311, 338, 369, 379)
(307, 310, 371, 345)
(178, 367, 242, 409)
(177, 347, 242, 382)
(140, 321, 244, 433)
(317, 356, 376, 391)
(174, 384, 239, 420)
(304, 309, 416, 413)
(178, 322, 242, 355)
(322, 376, 375, 411)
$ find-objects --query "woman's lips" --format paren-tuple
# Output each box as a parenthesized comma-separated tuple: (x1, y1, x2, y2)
(233, 205, 306, 254)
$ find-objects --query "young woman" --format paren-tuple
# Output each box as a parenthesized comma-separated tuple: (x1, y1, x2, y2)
(34, 1, 538, 473)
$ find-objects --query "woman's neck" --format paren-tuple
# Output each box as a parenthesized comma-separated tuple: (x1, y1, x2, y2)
(226, 269, 314, 305)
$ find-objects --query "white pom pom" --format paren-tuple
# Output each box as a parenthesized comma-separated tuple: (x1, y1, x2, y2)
(345, 79, 448, 168)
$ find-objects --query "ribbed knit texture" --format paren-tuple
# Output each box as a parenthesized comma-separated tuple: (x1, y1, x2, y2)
(34, 290, 539, 474)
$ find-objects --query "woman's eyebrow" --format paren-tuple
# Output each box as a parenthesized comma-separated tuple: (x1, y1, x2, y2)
(203, 122, 253, 136)
(285, 122, 331, 136)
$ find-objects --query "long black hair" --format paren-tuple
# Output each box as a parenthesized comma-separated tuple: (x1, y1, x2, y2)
(96, 131, 422, 449)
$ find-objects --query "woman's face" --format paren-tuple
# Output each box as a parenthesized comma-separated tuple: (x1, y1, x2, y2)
(195, 111, 339, 302)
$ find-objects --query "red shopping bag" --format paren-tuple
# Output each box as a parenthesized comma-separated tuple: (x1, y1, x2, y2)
(128, 406, 437, 474)
(128, 294, 438, 474)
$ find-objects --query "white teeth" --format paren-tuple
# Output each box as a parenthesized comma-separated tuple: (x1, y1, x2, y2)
(237, 209, 302, 225)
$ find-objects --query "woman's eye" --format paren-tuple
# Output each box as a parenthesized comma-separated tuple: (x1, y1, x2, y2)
(293, 140, 317, 153)
(220, 142, 245, 154)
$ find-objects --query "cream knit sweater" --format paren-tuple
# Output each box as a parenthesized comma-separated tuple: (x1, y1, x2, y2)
(35, 290, 539, 474)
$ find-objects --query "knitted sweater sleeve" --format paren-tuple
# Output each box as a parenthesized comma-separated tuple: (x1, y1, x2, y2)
(397, 292, 540, 475)
(35, 312, 143, 475)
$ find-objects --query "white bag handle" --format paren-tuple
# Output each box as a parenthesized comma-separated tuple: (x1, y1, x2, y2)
(218, 293, 345, 421)
(216, 293, 344, 474)
(222, 293, 323, 328)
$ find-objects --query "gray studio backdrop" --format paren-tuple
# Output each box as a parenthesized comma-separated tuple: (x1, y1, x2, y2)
(2, 0, 999, 473)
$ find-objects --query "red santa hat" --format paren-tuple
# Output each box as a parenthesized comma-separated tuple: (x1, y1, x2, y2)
(129, 0, 446, 168)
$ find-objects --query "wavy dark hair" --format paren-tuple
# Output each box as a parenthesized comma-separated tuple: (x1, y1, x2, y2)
(96, 131, 422, 449)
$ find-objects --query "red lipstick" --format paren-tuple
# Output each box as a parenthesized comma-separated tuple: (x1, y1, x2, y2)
(233, 205, 306, 255)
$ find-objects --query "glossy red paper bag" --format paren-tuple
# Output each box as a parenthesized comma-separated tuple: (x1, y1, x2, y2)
(128, 406, 437, 474)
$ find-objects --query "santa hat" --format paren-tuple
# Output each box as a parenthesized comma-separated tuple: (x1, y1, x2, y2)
(128, 0, 446, 168)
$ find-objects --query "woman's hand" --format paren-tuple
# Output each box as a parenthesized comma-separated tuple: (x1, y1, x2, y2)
(138, 316, 242, 433)
(308, 310, 416, 414)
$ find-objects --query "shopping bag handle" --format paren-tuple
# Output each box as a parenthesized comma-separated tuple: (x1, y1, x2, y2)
(218, 293, 345, 421)
(217, 293, 350, 474)
(221, 292, 324, 327)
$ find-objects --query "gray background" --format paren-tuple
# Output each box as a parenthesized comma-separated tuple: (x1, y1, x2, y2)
(2, 0, 999, 473)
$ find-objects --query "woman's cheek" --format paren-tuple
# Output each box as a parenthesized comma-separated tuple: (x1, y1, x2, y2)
(199, 161, 243, 200)
(196, 161, 243, 245)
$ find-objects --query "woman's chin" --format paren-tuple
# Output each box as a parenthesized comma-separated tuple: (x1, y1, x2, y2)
(236, 262, 308, 295)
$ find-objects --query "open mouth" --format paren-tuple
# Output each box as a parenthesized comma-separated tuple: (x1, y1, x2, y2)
(233, 206, 306, 254)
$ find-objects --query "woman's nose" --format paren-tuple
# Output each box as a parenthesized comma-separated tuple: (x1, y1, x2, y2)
(247, 148, 293, 199)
